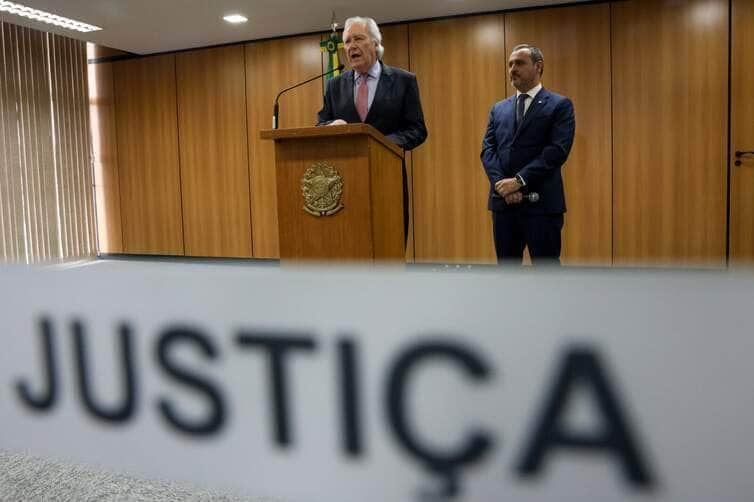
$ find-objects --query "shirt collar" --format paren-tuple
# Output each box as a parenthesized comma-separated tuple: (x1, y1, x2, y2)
(357, 60, 382, 82)
(516, 83, 542, 100)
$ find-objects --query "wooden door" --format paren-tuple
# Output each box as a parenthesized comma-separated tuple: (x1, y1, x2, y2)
(113, 55, 184, 255)
(176, 46, 252, 258)
(730, 0, 754, 265)
(612, 0, 728, 267)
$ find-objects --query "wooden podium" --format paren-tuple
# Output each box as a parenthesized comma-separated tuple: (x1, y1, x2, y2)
(260, 124, 405, 261)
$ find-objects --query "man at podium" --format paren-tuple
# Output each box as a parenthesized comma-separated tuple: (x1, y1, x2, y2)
(317, 16, 427, 152)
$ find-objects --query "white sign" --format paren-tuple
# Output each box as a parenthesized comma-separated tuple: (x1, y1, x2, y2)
(1, 262, 753, 501)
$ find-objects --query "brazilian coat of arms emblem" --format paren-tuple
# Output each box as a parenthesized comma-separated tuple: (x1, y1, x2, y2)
(300, 162, 344, 216)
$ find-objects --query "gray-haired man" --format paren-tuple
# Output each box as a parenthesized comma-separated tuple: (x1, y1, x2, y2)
(317, 16, 427, 151)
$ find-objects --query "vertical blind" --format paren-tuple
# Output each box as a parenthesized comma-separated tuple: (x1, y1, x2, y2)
(0, 21, 96, 263)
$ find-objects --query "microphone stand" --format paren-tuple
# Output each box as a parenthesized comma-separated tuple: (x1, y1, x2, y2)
(273, 64, 345, 129)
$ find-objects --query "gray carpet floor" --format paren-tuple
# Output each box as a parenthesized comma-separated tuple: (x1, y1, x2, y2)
(0, 450, 286, 502)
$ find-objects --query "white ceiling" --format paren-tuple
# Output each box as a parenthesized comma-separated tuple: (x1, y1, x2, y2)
(1, 0, 592, 55)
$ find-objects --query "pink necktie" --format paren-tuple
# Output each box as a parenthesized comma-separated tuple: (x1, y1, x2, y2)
(356, 73, 369, 122)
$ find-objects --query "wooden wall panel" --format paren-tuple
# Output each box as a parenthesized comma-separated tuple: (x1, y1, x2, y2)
(410, 15, 505, 263)
(113, 55, 184, 255)
(379, 23, 415, 262)
(730, 0, 754, 265)
(246, 35, 323, 259)
(87, 60, 123, 253)
(177, 45, 252, 258)
(612, 0, 728, 267)
(380, 24, 409, 71)
(505, 4, 612, 266)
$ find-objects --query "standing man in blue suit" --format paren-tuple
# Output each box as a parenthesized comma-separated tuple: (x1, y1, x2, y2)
(481, 44, 575, 265)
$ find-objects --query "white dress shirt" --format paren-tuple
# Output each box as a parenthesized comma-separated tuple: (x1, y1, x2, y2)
(513, 83, 543, 186)
(515, 83, 542, 117)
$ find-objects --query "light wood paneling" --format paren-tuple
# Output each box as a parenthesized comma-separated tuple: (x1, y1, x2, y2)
(730, 0, 754, 265)
(380, 23, 415, 262)
(506, 4, 612, 266)
(246, 35, 323, 259)
(380, 24, 409, 71)
(177, 45, 251, 257)
(113, 55, 183, 255)
(410, 15, 505, 263)
(88, 61, 123, 253)
(612, 0, 728, 267)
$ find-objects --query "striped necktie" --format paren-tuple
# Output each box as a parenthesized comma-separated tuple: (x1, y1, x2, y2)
(516, 93, 528, 129)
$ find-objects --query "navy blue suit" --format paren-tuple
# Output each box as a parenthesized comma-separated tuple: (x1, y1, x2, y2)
(481, 88, 575, 263)
(317, 62, 427, 151)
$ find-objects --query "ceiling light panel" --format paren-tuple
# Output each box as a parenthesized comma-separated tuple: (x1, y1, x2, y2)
(223, 14, 248, 24)
(0, 1, 102, 32)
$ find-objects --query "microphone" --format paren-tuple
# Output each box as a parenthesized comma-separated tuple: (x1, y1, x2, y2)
(503, 192, 539, 204)
(273, 64, 345, 129)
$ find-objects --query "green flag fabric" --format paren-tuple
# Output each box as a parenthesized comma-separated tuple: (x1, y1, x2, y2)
(320, 33, 344, 94)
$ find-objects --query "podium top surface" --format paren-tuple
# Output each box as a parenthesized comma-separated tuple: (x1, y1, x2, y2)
(260, 123, 404, 159)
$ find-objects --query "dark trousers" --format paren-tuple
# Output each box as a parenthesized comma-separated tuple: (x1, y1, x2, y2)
(402, 164, 408, 249)
(492, 210, 564, 266)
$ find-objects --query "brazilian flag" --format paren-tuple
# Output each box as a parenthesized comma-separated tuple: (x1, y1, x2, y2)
(320, 32, 344, 94)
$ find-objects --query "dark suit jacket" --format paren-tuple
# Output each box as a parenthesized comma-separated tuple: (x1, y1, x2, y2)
(317, 62, 427, 151)
(481, 88, 575, 214)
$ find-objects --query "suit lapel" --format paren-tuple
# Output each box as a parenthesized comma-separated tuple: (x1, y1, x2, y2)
(514, 88, 549, 140)
(365, 63, 395, 124)
(502, 96, 517, 132)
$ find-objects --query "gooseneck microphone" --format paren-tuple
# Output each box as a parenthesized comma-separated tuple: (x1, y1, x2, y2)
(273, 64, 345, 129)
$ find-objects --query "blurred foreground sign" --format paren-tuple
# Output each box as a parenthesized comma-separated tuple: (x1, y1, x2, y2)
(1, 262, 753, 502)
